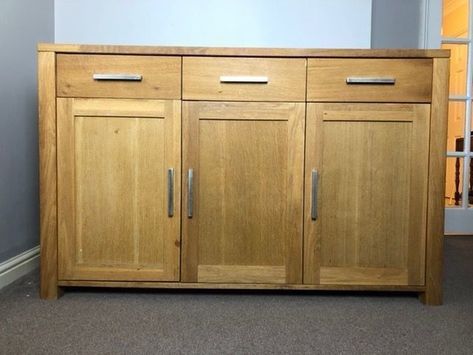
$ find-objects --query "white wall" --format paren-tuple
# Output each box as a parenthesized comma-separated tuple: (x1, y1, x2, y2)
(55, 0, 372, 48)
(424, 0, 442, 48)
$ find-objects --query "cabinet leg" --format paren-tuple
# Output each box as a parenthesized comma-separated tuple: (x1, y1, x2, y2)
(39, 280, 64, 300)
(40, 247, 61, 299)
(40, 285, 63, 300)
(418, 291, 442, 306)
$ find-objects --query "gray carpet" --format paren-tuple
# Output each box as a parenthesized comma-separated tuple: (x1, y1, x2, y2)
(1, 237, 473, 354)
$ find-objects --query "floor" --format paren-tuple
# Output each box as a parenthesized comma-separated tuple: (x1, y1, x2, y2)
(1, 237, 473, 355)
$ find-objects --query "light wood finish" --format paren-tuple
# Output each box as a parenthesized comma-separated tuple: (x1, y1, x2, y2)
(304, 103, 430, 286)
(198, 265, 286, 283)
(183, 57, 306, 101)
(38, 45, 450, 303)
(320, 267, 408, 285)
(182, 101, 305, 284)
(57, 280, 425, 292)
(420, 58, 450, 305)
(307, 59, 433, 102)
(38, 52, 61, 300)
(57, 54, 181, 99)
(39, 43, 450, 58)
(57, 98, 180, 281)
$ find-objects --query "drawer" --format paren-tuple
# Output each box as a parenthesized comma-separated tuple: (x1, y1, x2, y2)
(57, 54, 181, 99)
(307, 59, 432, 102)
(183, 57, 306, 101)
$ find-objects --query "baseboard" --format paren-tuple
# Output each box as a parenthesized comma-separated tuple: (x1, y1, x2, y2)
(0, 246, 40, 291)
(445, 234, 473, 237)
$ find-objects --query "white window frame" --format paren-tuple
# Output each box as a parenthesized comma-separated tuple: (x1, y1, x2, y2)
(425, 0, 473, 234)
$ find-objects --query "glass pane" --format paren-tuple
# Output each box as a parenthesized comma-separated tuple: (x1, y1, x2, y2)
(447, 101, 466, 152)
(470, 103, 473, 152)
(442, 44, 468, 96)
(442, 0, 469, 38)
(445, 157, 464, 207)
(468, 158, 473, 207)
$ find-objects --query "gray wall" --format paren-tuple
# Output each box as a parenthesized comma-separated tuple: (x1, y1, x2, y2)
(0, 0, 54, 263)
(371, 0, 425, 48)
(55, 0, 372, 48)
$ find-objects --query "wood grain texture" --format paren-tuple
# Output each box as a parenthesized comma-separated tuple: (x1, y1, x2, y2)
(183, 57, 306, 101)
(198, 265, 286, 283)
(304, 103, 430, 286)
(182, 101, 304, 284)
(38, 52, 61, 300)
(57, 280, 425, 292)
(57, 54, 181, 99)
(70, 98, 171, 117)
(38, 43, 450, 58)
(320, 267, 408, 285)
(407, 105, 431, 285)
(57, 98, 181, 281)
(420, 58, 450, 306)
(307, 59, 433, 102)
(38, 45, 449, 302)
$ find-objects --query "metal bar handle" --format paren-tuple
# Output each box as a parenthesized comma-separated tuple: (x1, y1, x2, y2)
(93, 73, 143, 81)
(167, 168, 174, 217)
(346, 77, 396, 85)
(220, 75, 268, 84)
(311, 170, 318, 220)
(188, 169, 194, 218)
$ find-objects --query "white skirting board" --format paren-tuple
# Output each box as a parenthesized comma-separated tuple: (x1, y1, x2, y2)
(0, 246, 40, 291)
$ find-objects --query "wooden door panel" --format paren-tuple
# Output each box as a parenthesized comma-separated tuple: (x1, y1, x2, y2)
(58, 98, 181, 281)
(182, 101, 304, 284)
(304, 103, 430, 286)
(75, 116, 166, 267)
(198, 120, 287, 267)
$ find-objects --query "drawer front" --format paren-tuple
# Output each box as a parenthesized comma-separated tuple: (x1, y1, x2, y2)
(57, 54, 181, 99)
(183, 57, 306, 101)
(307, 59, 433, 102)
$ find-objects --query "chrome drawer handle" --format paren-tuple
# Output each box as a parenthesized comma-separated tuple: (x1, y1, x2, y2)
(346, 77, 396, 85)
(311, 170, 318, 221)
(167, 168, 174, 217)
(93, 73, 143, 81)
(220, 75, 268, 84)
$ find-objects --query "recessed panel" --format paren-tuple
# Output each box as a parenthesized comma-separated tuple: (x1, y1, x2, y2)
(198, 120, 287, 267)
(75, 116, 166, 268)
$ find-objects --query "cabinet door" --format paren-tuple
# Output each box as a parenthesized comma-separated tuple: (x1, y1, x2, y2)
(182, 102, 305, 284)
(304, 103, 430, 286)
(57, 98, 180, 281)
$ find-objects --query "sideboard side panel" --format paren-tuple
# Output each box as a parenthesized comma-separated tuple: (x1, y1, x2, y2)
(39, 51, 61, 299)
(421, 57, 449, 305)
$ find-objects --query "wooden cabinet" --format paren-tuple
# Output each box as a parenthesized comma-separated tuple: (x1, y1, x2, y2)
(304, 103, 430, 286)
(38, 44, 449, 305)
(57, 98, 181, 281)
(181, 101, 305, 284)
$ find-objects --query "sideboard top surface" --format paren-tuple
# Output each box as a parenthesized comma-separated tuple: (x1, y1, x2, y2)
(38, 43, 450, 58)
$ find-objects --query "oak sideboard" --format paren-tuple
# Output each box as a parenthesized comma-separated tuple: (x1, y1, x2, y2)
(38, 44, 450, 305)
